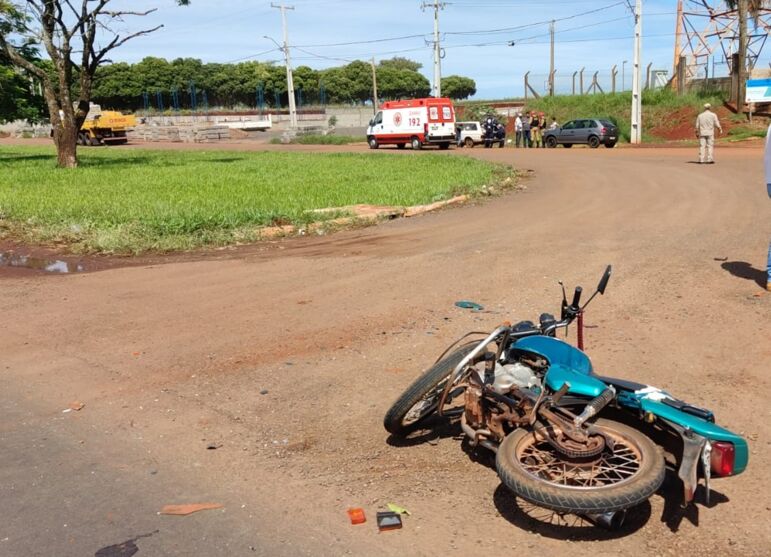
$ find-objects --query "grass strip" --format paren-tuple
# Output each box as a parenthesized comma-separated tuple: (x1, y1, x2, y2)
(0, 146, 508, 254)
(270, 134, 363, 145)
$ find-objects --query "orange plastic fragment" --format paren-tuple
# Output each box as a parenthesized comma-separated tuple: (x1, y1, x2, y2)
(347, 507, 366, 525)
(160, 503, 223, 516)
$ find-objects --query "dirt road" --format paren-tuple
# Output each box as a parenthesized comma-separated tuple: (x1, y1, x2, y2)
(2, 143, 770, 556)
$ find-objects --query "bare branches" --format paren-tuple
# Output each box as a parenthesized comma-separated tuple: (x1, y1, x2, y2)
(90, 24, 163, 72)
(103, 8, 158, 19)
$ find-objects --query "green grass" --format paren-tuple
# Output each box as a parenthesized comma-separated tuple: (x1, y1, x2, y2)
(0, 146, 507, 254)
(269, 134, 363, 145)
(726, 125, 768, 141)
(523, 89, 726, 142)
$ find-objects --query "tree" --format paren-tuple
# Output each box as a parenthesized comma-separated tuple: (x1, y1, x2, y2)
(377, 66, 430, 100)
(0, 1, 189, 168)
(725, 0, 765, 110)
(378, 57, 422, 72)
(441, 75, 476, 100)
(1, 57, 43, 122)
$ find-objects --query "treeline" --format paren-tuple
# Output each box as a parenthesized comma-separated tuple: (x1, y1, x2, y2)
(1, 55, 476, 121)
(90, 56, 476, 111)
(0, 50, 44, 122)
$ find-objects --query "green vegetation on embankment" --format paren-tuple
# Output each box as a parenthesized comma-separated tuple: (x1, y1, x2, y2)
(523, 89, 727, 143)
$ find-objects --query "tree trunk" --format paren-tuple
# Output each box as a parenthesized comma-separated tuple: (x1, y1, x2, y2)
(737, 0, 748, 111)
(51, 115, 79, 168)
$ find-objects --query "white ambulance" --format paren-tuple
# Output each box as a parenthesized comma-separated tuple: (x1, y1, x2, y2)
(366, 97, 456, 150)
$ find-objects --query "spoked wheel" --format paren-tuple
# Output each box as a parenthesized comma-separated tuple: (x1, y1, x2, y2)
(383, 342, 483, 436)
(496, 418, 664, 513)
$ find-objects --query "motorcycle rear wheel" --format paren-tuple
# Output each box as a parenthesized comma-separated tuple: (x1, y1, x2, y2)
(496, 418, 665, 513)
(383, 343, 480, 436)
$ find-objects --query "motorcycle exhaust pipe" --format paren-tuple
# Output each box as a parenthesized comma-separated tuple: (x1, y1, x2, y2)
(583, 510, 626, 530)
(460, 414, 499, 453)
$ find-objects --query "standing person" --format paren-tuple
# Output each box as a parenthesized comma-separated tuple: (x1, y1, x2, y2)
(548, 116, 559, 130)
(765, 122, 771, 290)
(514, 114, 523, 148)
(695, 103, 722, 164)
(530, 111, 541, 148)
(538, 113, 547, 147)
(521, 112, 531, 148)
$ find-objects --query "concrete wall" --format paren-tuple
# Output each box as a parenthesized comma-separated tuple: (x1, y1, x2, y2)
(0, 120, 50, 138)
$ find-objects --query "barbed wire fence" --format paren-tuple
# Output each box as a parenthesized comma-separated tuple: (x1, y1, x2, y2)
(521, 59, 734, 99)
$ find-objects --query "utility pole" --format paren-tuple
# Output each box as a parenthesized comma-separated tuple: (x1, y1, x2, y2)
(549, 20, 555, 96)
(271, 2, 297, 129)
(423, 1, 445, 97)
(630, 0, 642, 144)
(672, 0, 683, 91)
(371, 57, 379, 114)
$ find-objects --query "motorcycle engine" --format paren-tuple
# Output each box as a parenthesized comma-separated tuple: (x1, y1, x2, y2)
(491, 361, 541, 394)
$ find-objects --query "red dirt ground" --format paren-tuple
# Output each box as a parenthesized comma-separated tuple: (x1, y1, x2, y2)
(1, 140, 770, 556)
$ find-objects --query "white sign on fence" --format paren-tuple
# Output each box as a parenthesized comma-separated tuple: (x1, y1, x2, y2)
(747, 78, 771, 103)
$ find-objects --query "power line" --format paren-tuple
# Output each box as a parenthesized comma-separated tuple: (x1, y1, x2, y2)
(291, 1, 628, 48)
(444, 1, 626, 36)
(224, 48, 282, 64)
(293, 33, 427, 48)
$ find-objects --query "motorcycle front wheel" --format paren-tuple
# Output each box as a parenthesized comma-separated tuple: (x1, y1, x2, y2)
(383, 342, 480, 436)
(496, 418, 665, 513)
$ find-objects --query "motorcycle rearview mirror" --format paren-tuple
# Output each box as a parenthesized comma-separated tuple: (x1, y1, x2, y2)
(597, 265, 612, 295)
(579, 265, 613, 311)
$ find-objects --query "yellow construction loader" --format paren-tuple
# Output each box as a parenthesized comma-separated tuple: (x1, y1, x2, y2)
(77, 104, 136, 146)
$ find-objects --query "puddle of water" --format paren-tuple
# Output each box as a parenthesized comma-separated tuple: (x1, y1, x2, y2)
(0, 252, 84, 273)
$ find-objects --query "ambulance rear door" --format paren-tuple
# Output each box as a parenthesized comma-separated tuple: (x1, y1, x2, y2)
(426, 102, 455, 142)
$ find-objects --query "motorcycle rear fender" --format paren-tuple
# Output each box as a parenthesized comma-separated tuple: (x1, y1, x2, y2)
(638, 398, 748, 475)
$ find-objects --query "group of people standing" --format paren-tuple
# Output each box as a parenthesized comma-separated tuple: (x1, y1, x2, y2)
(514, 111, 558, 148)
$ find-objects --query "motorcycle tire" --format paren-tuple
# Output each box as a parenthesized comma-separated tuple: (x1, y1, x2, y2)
(496, 418, 665, 513)
(383, 342, 479, 436)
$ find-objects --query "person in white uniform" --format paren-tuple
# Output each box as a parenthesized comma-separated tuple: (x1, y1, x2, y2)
(695, 103, 722, 164)
(765, 123, 771, 290)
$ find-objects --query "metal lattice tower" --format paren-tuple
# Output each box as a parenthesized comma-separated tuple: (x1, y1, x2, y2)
(674, 0, 771, 82)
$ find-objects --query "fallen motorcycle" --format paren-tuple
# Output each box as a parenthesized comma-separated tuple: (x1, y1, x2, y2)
(384, 266, 748, 528)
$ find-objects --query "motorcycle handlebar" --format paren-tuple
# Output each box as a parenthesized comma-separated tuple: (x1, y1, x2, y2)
(571, 286, 583, 308)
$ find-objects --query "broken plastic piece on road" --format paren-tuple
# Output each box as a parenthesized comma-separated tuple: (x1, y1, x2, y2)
(347, 507, 366, 525)
(376, 511, 403, 531)
(455, 300, 484, 311)
(386, 503, 411, 516)
(160, 503, 223, 516)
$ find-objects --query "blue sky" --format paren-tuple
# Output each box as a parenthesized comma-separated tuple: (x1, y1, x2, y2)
(101, 0, 766, 99)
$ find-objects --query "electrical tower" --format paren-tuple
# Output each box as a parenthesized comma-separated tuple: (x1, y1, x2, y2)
(673, 0, 771, 85)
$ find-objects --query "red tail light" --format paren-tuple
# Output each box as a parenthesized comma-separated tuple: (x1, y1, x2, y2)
(710, 441, 735, 476)
(601, 127, 607, 133)
(424, 123, 428, 136)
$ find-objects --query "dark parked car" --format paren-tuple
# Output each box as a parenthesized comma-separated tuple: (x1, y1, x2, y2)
(543, 118, 618, 148)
